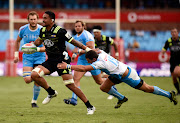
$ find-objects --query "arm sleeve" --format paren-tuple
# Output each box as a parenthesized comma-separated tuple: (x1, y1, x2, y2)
(38, 28, 43, 39)
(108, 37, 114, 45)
(58, 28, 73, 42)
(18, 27, 24, 38)
(91, 61, 105, 70)
(162, 40, 169, 51)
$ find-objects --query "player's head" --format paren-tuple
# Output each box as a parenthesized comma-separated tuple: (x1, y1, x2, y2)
(43, 11, 55, 27)
(171, 28, 179, 40)
(85, 50, 98, 63)
(93, 25, 102, 39)
(75, 20, 85, 34)
(27, 11, 39, 28)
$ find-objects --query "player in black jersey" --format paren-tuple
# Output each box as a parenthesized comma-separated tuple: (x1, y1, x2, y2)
(161, 28, 180, 95)
(31, 11, 95, 115)
(93, 25, 119, 60)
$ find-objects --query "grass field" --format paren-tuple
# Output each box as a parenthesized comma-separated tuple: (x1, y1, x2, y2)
(0, 76, 180, 123)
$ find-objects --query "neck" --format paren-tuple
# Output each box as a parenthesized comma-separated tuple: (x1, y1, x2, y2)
(29, 25, 37, 30)
(46, 23, 54, 31)
(172, 37, 178, 41)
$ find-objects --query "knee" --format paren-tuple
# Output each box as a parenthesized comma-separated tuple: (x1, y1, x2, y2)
(31, 72, 39, 80)
(24, 77, 32, 84)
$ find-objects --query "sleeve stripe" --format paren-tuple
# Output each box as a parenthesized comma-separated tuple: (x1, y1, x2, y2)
(162, 48, 166, 51)
(91, 64, 96, 70)
(68, 37, 74, 43)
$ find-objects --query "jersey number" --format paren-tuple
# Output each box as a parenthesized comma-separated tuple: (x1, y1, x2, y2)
(63, 51, 69, 60)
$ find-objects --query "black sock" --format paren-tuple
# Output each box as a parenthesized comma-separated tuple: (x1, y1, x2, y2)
(46, 87, 55, 95)
(85, 100, 93, 108)
(174, 82, 180, 93)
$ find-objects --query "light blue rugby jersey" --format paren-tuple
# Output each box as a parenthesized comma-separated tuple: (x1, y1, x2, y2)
(74, 30, 94, 60)
(19, 24, 45, 57)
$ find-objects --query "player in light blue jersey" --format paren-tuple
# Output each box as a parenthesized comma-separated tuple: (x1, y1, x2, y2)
(63, 20, 106, 106)
(58, 50, 178, 108)
(14, 11, 46, 108)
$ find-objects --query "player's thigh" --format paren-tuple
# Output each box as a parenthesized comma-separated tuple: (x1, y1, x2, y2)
(73, 71, 86, 82)
(100, 78, 115, 92)
(32, 65, 51, 77)
(92, 74, 104, 85)
(174, 66, 180, 77)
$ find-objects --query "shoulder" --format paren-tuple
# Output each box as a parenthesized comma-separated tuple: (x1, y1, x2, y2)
(37, 24, 43, 29)
(83, 30, 94, 40)
(19, 24, 29, 32)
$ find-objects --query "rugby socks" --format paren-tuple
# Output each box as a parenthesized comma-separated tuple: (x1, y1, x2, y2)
(72, 86, 80, 100)
(108, 86, 125, 100)
(85, 100, 93, 108)
(153, 86, 171, 98)
(174, 82, 180, 93)
(46, 87, 55, 95)
(32, 85, 41, 101)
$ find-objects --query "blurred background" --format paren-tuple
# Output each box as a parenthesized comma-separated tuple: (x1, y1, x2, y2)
(0, 0, 180, 77)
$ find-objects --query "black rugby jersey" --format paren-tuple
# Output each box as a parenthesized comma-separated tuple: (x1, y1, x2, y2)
(95, 35, 114, 53)
(162, 37, 180, 62)
(39, 24, 73, 59)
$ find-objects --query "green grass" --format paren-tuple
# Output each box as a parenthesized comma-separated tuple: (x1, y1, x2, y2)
(0, 76, 180, 123)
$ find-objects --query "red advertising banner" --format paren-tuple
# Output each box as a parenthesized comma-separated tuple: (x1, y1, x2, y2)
(0, 10, 180, 23)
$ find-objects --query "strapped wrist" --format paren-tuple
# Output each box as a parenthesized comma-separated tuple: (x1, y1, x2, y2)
(85, 47, 91, 52)
(14, 51, 19, 58)
(66, 64, 71, 69)
(78, 49, 82, 54)
(115, 52, 119, 56)
(36, 47, 40, 52)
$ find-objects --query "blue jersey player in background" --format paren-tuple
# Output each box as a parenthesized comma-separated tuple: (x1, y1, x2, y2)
(64, 20, 114, 106)
(14, 11, 46, 108)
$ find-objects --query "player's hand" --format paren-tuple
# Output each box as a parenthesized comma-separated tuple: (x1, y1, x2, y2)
(14, 57, 19, 63)
(57, 62, 67, 69)
(115, 56, 119, 60)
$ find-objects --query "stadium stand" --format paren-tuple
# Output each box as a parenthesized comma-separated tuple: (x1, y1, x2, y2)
(0, 30, 177, 51)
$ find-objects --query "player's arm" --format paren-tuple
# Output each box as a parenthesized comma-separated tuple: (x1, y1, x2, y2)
(57, 62, 94, 72)
(34, 37, 46, 52)
(161, 40, 169, 54)
(69, 38, 91, 52)
(110, 38, 119, 59)
(14, 35, 22, 63)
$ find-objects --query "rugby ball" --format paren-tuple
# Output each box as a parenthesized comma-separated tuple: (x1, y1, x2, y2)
(21, 43, 37, 54)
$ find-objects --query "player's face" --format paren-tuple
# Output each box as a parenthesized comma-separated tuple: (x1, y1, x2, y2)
(28, 15, 38, 28)
(94, 31, 101, 39)
(86, 58, 97, 63)
(42, 13, 53, 27)
(171, 29, 179, 39)
(86, 58, 93, 63)
(75, 22, 84, 34)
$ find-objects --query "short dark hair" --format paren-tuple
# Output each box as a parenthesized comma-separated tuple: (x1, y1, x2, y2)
(85, 50, 98, 60)
(45, 11, 55, 21)
(93, 25, 102, 30)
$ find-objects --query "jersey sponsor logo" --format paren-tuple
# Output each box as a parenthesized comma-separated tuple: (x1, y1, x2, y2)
(170, 46, 180, 52)
(44, 39, 54, 47)
(104, 55, 108, 61)
(65, 32, 72, 39)
(51, 35, 56, 37)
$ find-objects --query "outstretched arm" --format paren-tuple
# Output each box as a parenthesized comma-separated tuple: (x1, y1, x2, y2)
(57, 62, 94, 72)
(69, 38, 91, 52)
